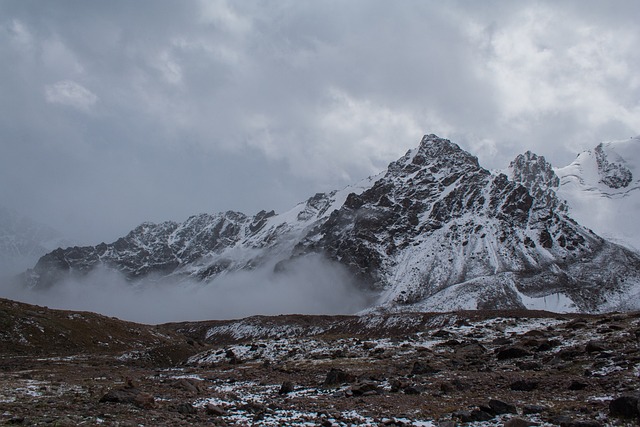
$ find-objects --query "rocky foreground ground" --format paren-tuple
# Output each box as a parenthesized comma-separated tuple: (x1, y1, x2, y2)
(1, 298, 640, 426)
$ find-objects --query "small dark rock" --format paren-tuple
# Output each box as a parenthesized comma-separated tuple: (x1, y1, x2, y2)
(412, 360, 440, 375)
(350, 382, 379, 396)
(403, 386, 421, 395)
(560, 421, 602, 427)
(496, 346, 531, 360)
(568, 380, 588, 390)
(488, 399, 517, 415)
(517, 361, 542, 371)
(504, 418, 538, 427)
(174, 402, 197, 414)
(323, 368, 356, 386)
(510, 380, 538, 391)
(205, 404, 226, 416)
(278, 381, 295, 395)
(609, 394, 640, 419)
(172, 378, 201, 394)
(585, 341, 606, 353)
(522, 404, 547, 415)
(453, 409, 493, 422)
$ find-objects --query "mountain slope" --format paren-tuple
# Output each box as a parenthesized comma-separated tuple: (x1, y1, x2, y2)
(18, 135, 640, 314)
(294, 136, 640, 312)
(556, 136, 640, 251)
(24, 175, 379, 288)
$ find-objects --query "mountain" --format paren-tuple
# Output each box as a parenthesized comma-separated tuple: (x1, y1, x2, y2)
(19, 135, 640, 313)
(556, 136, 640, 252)
(0, 206, 69, 275)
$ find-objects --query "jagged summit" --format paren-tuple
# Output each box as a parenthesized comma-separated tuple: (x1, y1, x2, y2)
(389, 134, 481, 178)
(17, 135, 640, 314)
(508, 151, 566, 215)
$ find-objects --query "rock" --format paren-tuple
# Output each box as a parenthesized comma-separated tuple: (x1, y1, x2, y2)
(522, 404, 547, 415)
(323, 368, 356, 386)
(487, 399, 517, 415)
(496, 346, 531, 360)
(411, 360, 440, 374)
(517, 361, 542, 370)
(510, 380, 538, 391)
(172, 378, 201, 394)
(403, 386, 421, 395)
(504, 418, 538, 427)
(278, 381, 295, 395)
(609, 394, 640, 419)
(585, 341, 606, 353)
(174, 402, 197, 414)
(350, 382, 379, 396)
(560, 421, 602, 427)
(133, 392, 155, 409)
(205, 404, 226, 416)
(452, 410, 493, 422)
(568, 380, 588, 390)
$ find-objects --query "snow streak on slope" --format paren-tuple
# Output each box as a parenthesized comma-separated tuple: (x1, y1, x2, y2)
(556, 136, 640, 251)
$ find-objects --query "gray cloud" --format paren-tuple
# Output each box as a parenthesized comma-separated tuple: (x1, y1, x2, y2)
(0, 0, 638, 245)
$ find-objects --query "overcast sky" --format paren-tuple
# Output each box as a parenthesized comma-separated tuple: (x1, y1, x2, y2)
(1, 0, 639, 245)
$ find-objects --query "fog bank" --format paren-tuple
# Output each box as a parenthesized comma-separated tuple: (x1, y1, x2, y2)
(0, 255, 375, 324)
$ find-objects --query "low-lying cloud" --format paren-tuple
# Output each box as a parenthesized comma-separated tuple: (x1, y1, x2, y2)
(0, 254, 376, 324)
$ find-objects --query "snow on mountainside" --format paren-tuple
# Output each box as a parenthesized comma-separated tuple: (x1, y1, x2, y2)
(296, 136, 640, 313)
(18, 135, 640, 314)
(0, 206, 69, 275)
(25, 174, 380, 288)
(556, 136, 640, 251)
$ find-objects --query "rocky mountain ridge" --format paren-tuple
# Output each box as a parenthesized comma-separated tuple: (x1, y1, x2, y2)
(19, 135, 640, 313)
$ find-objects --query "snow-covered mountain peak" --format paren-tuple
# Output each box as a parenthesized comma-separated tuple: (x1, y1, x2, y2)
(17, 135, 640, 314)
(555, 136, 640, 251)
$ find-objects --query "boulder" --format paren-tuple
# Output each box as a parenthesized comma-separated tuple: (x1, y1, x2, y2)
(323, 368, 356, 386)
(609, 395, 640, 419)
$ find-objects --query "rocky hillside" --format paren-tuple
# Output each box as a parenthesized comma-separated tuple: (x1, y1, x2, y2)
(18, 135, 640, 313)
(2, 298, 640, 426)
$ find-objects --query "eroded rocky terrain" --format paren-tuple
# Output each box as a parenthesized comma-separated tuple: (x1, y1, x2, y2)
(1, 298, 640, 426)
